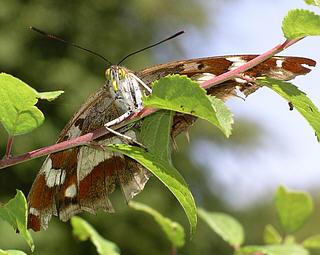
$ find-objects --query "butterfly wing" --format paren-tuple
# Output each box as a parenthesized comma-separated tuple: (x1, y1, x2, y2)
(137, 55, 316, 137)
(137, 55, 315, 98)
(27, 87, 150, 231)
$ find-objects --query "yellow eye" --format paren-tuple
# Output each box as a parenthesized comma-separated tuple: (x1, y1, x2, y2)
(118, 68, 126, 80)
(105, 68, 111, 80)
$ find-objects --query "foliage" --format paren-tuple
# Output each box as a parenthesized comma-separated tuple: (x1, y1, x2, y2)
(282, 9, 320, 39)
(257, 78, 320, 140)
(140, 110, 174, 161)
(304, 0, 320, 6)
(275, 186, 313, 233)
(142, 74, 233, 137)
(129, 201, 185, 248)
(0, 73, 63, 136)
(263, 225, 282, 245)
(108, 143, 197, 237)
(200, 186, 320, 255)
(0, 191, 34, 252)
(71, 216, 120, 255)
(198, 208, 244, 247)
(0, 250, 27, 255)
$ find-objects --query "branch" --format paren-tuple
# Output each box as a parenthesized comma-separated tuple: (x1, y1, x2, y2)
(139, 38, 303, 118)
(4, 135, 14, 159)
(0, 38, 303, 169)
(199, 38, 303, 89)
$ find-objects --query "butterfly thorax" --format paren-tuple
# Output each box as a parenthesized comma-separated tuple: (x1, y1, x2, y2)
(105, 66, 144, 116)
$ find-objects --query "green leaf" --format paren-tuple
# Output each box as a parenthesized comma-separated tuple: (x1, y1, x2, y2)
(37, 91, 64, 101)
(0, 73, 63, 135)
(0, 190, 34, 252)
(303, 234, 320, 248)
(282, 9, 320, 40)
(129, 201, 185, 247)
(304, 0, 320, 7)
(264, 224, 282, 244)
(143, 74, 233, 137)
(198, 208, 244, 246)
(236, 244, 309, 255)
(257, 77, 320, 140)
(140, 110, 173, 161)
(284, 235, 296, 244)
(0, 250, 27, 255)
(275, 186, 313, 233)
(0, 73, 43, 135)
(107, 144, 197, 237)
(209, 96, 233, 137)
(70, 216, 120, 255)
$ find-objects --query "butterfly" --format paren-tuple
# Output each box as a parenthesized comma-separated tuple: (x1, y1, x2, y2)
(27, 29, 316, 231)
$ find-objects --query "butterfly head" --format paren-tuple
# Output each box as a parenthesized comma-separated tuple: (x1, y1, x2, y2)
(105, 66, 128, 92)
(104, 66, 145, 112)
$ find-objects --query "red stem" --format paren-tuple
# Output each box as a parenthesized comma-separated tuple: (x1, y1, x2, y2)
(0, 125, 106, 168)
(171, 245, 177, 255)
(140, 38, 301, 118)
(0, 38, 301, 169)
(199, 39, 301, 89)
(4, 135, 14, 158)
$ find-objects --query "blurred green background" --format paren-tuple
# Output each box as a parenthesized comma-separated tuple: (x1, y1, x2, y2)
(1, 0, 320, 254)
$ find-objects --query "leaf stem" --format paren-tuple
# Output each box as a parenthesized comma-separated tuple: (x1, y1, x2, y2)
(171, 245, 177, 255)
(4, 135, 14, 158)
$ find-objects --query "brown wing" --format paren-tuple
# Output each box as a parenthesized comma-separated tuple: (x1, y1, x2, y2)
(27, 87, 150, 231)
(137, 55, 316, 137)
(137, 55, 315, 88)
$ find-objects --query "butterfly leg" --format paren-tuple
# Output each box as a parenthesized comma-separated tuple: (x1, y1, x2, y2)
(105, 110, 133, 127)
(105, 125, 148, 151)
(104, 110, 147, 150)
(129, 73, 152, 94)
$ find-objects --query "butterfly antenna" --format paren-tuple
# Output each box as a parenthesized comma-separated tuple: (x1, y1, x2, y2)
(117, 30, 185, 65)
(30, 26, 113, 65)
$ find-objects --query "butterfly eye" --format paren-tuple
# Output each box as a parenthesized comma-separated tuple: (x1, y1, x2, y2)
(118, 69, 126, 80)
(105, 68, 111, 80)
